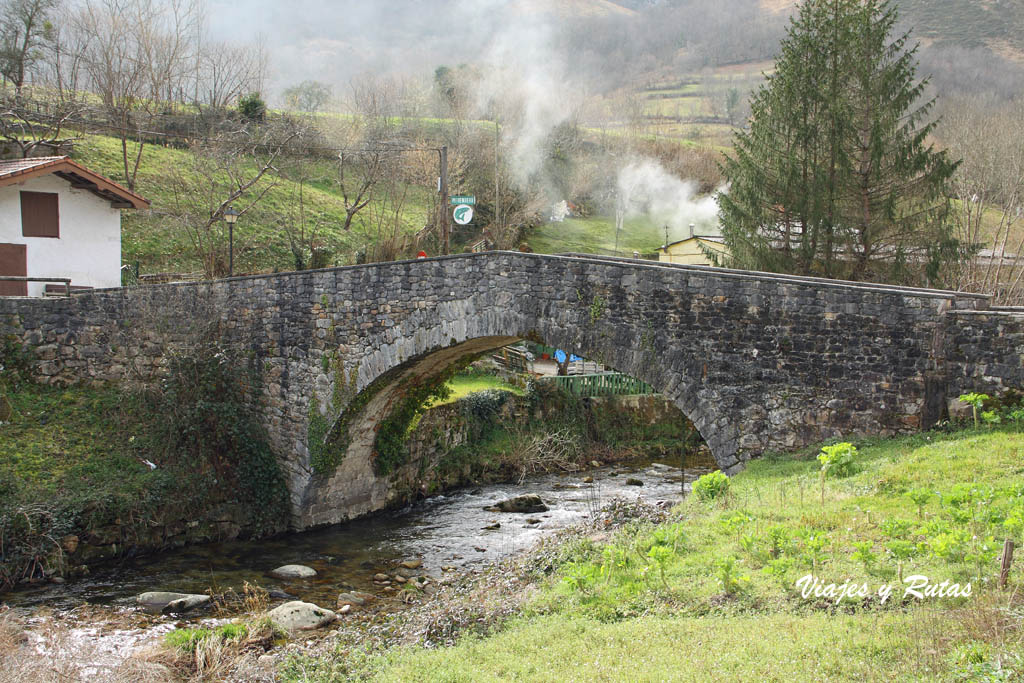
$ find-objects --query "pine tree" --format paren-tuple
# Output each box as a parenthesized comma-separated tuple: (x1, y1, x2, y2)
(716, 0, 958, 285)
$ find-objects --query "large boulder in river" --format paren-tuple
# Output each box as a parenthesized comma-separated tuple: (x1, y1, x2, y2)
(484, 494, 549, 514)
(269, 564, 317, 579)
(136, 591, 211, 613)
(267, 601, 336, 633)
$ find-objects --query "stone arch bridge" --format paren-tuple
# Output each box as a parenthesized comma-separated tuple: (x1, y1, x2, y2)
(2, 252, 1023, 529)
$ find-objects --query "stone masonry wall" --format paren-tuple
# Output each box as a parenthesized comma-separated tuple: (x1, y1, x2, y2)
(945, 309, 1024, 415)
(0, 252, 1015, 529)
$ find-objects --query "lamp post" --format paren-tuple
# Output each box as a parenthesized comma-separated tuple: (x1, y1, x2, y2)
(224, 206, 239, 276)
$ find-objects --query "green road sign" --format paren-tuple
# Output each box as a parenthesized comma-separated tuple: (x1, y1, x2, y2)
(453, 204, 474, 225)
(450, 195, 476, 205)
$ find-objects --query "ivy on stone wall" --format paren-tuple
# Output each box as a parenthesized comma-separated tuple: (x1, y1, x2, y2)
(142, 343, 290, 535)
(373, 369, 457, 476)
(308, 358, 368, 476)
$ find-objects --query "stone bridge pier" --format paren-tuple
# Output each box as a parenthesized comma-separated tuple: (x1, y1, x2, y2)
(2, 252, 1022, 529)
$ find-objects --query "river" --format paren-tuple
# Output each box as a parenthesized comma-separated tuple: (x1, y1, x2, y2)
(1, 454, 710, 671)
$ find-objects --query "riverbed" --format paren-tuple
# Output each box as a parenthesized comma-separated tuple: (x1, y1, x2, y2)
(1, 455, 709, 670)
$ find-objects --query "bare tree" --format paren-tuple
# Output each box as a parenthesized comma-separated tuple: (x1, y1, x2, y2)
(194, 37, 266, 111)
(365, 154, 411, 263)
(283, 80, 332, 114)
(0, 92, 79, 156)
(75, 0, 199, 190)
(277, 155, 334, 271)
(942, 96, 1024, 304)
(167, 120, 303, 278)
(0, 0, 58, 97)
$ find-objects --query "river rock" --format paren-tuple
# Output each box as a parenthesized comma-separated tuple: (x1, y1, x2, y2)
(582, 476, 594, 484)
(484, 495, 549, 514)
(62, 535, 80, 554)
(266, 601, 336, 633)
(337, 591, 374, 609)
(625, 478, 644, 486)
(137, 591, 211, 613)
(269, 564, 317, 579)
(399, 559, 422, 570)
(373, 573, 390, 582)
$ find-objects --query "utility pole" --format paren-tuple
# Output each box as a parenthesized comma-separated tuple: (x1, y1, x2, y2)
(438, 145, 450, 255)
(494, 120, 501, 243)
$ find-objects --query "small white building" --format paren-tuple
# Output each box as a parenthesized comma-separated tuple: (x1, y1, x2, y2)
(0, 156, 148, 297)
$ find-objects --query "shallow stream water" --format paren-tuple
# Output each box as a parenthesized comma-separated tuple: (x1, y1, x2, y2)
(4, 456, 709, 613)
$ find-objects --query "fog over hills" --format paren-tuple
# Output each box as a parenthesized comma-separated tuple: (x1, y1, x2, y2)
(204, 0, 635, 98)
(201, 0, 1024, 105)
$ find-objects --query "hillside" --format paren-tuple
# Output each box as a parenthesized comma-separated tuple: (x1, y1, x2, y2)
(69, 133, 437, 277)
(510, 0, 635, 17)
(760, 0, 1024, 58)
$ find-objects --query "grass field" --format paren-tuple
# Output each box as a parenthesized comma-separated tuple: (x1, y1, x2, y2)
(295, 425, 1024, 681)
(71, 133, 436, 276)
(525, 215, 668, 256)
(432, 374, 524, 406)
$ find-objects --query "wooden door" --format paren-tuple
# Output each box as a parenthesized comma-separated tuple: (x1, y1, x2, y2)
(0, 243, 27, 296)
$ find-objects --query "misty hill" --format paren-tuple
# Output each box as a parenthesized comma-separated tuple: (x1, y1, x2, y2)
(510, 0, 635, 17)
(760, 0, 1024, 58)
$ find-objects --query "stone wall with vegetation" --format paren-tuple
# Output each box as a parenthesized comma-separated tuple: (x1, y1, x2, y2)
(387, 388, 703, 507)
(0, 252, 1019, 529)
(945, 310, 1024, 411)
(0, 333, 291, 589)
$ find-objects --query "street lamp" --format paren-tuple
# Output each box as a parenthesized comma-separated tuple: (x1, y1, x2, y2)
(224, 206, 239, 276)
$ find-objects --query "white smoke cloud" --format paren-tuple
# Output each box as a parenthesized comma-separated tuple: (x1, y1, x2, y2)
(617, 160, 721, 241)
(458, 0, 582, 187)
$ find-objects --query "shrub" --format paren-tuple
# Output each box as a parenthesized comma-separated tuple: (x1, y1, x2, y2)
(851, 541, 877, 570)
(981, 410, 1002, 426)
(958, 392, 990, 428)
(237, 92, 266, 121)
(694, 470, 730, 502)
(817, 442, 858, 478)
(817, 442, 858, 505)
(716, 556, 750, 595)
(906, 488, 934, 518)
(762, 557, 794, 590)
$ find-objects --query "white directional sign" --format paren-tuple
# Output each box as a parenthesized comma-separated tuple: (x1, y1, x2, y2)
(453, 204, 474, 225)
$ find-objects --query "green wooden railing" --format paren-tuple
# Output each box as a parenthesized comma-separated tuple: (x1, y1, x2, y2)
(538, 372, 654, 398)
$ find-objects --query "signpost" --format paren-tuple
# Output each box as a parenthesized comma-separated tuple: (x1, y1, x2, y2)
(450, 195, 476, 206)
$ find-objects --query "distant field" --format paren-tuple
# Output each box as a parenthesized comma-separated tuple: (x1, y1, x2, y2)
(525, 215, 668, 256)
(432, 374, 524, 407)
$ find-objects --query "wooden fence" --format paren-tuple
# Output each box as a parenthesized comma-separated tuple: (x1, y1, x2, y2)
(538, 372, 654, 398)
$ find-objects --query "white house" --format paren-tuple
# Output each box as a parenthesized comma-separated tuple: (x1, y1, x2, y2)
(0, 156, 148, 297)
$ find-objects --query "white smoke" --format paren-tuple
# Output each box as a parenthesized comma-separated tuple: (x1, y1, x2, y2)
(462, 1, 582, 187)
(617, 160, 721, 241)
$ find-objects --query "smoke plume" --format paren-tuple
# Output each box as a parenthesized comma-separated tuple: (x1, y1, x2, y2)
(617, 160, 721, 241)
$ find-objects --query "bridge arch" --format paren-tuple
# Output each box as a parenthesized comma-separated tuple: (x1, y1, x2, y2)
(289, 254, 981, 527)
(298, 313, 732, 528)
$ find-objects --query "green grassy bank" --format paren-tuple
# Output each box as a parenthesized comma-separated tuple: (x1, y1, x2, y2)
(288, 426, 1024, 681)
(0, 343, 290, 590)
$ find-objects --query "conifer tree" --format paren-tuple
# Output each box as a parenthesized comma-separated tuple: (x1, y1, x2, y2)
(716, 0, 959, 284)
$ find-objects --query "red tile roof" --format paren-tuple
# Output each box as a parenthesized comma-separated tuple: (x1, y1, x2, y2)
(0, 156, 149, 209)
